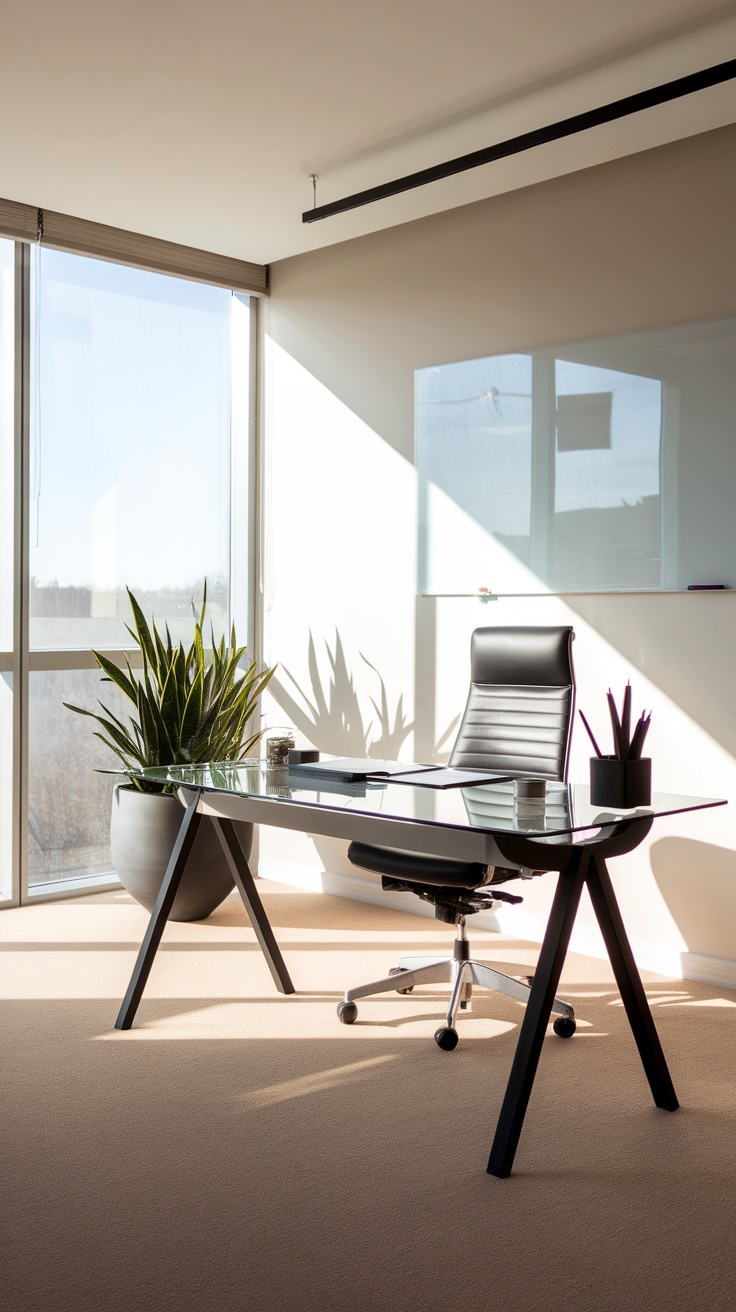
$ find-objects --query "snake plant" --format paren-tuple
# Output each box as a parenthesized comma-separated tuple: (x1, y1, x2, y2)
(65, 586, 275, 792)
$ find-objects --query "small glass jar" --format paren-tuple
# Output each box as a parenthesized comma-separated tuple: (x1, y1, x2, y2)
(266, 731, 295, 767)
(513, 777, 547, 827)
(514, 778, 546, 800)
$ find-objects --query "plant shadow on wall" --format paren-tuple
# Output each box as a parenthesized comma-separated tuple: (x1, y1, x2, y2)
(271, 629, 462, 758)
(269, 631, 459, 874)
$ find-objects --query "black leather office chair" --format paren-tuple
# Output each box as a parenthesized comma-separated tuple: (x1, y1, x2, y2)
(338, 625, 577, 1049)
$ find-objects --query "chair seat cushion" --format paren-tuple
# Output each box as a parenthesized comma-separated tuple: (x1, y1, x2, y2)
(347, 841, 491, 889)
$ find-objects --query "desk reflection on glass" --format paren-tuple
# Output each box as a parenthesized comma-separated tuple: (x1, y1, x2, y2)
(462, 779, 572, 840)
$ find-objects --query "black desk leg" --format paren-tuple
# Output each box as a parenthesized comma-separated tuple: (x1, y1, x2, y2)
(115, 791, 203, 1031)
(212, 817, 295, 995)
(487, 852, 587, 1179)
(586, 855, 678, 1111)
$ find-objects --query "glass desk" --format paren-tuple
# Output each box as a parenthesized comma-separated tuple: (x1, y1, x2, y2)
(134, 760, 718, 836)
(115, 761, 726, 1178)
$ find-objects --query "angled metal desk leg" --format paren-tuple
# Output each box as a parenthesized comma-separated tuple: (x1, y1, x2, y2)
(211, 817, 295, 995)
(115, 791, 203, 1031)
(586, 854, 678, 1111)
(487, 816, 678, 1178)
(487, 851, 587, 1179)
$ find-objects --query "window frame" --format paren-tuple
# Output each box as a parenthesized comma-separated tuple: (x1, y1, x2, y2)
(0, 237, 261, 907)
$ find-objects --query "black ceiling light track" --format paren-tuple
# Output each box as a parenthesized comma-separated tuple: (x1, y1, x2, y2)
(302, 57, 736, 223)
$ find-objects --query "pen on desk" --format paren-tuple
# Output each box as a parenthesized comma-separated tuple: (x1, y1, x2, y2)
(687, 584, 726, 590)
(579, 709, 603, 757)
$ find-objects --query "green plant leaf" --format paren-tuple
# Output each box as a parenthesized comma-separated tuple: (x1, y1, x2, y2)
(92, 651, 139, 704)
(66, 583, 275, 776)
(126, 587, 157, 668)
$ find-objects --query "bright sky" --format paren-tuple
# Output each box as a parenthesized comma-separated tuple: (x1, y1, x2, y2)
(28, 247, 235, 592)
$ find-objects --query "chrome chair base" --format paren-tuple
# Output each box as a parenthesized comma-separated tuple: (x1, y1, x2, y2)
(337, 918, 576, 1048)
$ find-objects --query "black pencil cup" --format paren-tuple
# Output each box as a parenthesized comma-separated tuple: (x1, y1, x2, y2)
(590, 756, 651, 808)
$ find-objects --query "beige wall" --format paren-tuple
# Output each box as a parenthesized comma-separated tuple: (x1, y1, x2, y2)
(261, 124, 736, 981)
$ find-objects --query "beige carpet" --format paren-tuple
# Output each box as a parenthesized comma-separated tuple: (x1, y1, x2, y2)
(1, 882, 735, 1312)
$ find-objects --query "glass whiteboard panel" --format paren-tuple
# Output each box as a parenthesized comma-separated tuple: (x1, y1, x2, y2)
(416, 315, 736, 594)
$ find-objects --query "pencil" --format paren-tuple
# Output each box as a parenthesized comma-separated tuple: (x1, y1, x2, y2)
(628, 713, 651, 760)
(621, 682, 632, 756)
(579, 709, 603, 757)
(607, 689, 624, 758)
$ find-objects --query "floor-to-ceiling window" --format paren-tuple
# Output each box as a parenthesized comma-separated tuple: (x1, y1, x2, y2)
(0, 237, 255, 904)
(0, 239, 15, 903)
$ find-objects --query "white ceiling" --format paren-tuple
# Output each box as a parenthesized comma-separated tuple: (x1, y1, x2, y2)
(1, 0, 735, 265)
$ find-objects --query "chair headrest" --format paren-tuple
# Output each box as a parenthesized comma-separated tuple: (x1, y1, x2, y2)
(470, 626, 574, 688)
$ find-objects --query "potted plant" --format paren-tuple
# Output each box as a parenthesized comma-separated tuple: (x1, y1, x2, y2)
(66, 586, 275, 921)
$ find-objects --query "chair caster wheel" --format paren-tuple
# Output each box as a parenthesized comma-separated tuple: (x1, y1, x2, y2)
(389, 967, 414, 994)
(338, 1001, 358, 1025)
(553, 1016, 576, 1038)
(434, 1026, 459, 1051)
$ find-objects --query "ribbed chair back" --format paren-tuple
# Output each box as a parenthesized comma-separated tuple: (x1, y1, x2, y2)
(449, 626, 575, 781)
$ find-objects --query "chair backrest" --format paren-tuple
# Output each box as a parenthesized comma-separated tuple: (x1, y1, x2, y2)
(449, 626, 575, 781)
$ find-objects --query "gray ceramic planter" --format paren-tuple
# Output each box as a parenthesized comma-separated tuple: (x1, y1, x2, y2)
(110, 784, 253, 921)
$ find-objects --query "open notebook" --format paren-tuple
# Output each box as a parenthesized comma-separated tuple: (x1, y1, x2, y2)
(288, 758, 511, 788)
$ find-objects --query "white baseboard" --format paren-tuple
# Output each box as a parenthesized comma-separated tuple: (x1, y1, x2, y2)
(494, 906, 686, 980)
(258, 860, 736, 994)
(499, 908, 736, 992)
(681, 951, 736, 991)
